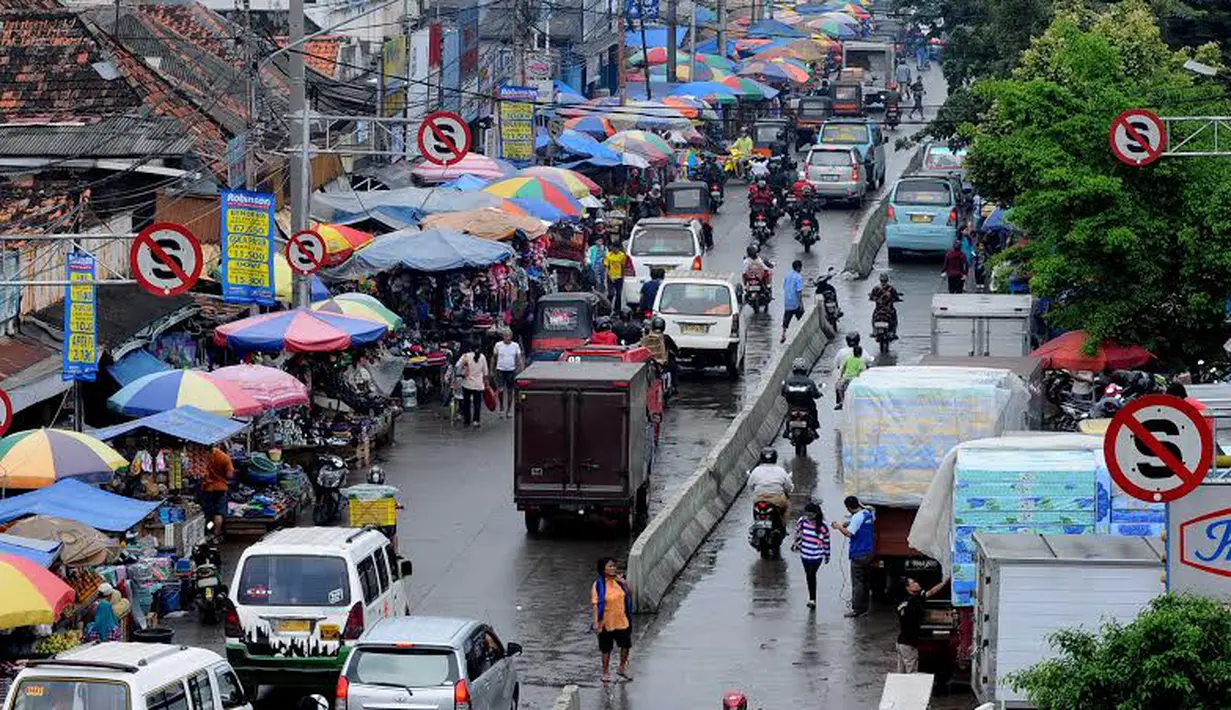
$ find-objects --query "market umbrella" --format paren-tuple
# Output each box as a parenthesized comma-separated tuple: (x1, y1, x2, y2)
(0, 553, 74, 629)
(745, 18, 808, 39)
(315, 223, 374, 264)
(842, 3, 871, 18)
(554, 80, 586, 105)
(694, 53, 736, 71)
(1030, 330, 1155, 371)
(662, 95, 718, 120)
(627, 47, 684, 66)
(211, 364, 310, 410)
(421, 207, 549, 240)
(519, 166, 602, 197)
(108, 369, 265, 418)
(816, 10, 863, 26)
(669, 81, 740, 105)
(482, 177, 584, 218)
(718, 75, 779, 99)
(311, 292, 404, 329)
(809, 17, 860, 38)
(273, 253, 330, 302)
(6, 516, 112, 566)
(563, 115, 616, 139)
(214, 309, 388, 354)
(603, 130, 674, 165)
(410, 153, 517, 183)
(0, 429, 127, 489)
(737, 59, 811, 84)
(752, 39, 830, 61)
(505, 198, 578, 223)
(631, 62, 726, 82)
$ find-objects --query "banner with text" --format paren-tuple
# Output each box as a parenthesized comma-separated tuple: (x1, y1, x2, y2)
(498, 85, 537, 166)
(62, 252, 97, 382)
(220, 190, 276, 305)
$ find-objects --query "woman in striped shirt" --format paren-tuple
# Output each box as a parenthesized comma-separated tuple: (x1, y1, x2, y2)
(792, 501, 831, 609)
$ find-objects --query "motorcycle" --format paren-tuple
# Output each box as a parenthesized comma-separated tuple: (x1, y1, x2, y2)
(795, 215, 818, 252)
(312, 454, 347, 525)
(751, 210, 773, 244)
(743, 273, 773, 314)
(782, 191, 800, 222)
(709, 182, 724, 212)
(813, 267, 843, 330)
(191, 523, 226, 625)
(786, 406, 817, 458)
(872, 304, 897, 354)
(885, 102, 901, 130)
(748, 500, 786, 560)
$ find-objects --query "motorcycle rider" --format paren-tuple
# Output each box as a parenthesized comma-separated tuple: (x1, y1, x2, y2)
(749, 178, 775, 230)
(869, 272, 903, 339)
(590, 316, 619, 345)
(832, 331, 874, 372)
(748, 155, 771, 183)
(742, 244, 774, 288)
(732, 127, 754, 159)
(781, 357, 822, 433)
(699, 153, 726, 197)
(642, 184, 665, 218)
(614, 307, 642, 345)
(640, 316, 680, 394)
(793, 183, 819, 232)
(748, 447, 794, 520)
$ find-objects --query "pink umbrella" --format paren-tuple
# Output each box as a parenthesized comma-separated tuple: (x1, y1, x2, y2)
(211, 364, 310, 410)
(410, 153, 517, 184)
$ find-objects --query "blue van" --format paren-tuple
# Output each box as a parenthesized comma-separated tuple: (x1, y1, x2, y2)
(886, 175, 962, 258)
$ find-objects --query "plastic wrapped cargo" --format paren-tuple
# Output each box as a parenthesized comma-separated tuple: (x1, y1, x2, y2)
(840, 366, 1030, 507)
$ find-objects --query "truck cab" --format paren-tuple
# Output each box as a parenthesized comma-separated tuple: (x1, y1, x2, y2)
(841, 41, 896, 109)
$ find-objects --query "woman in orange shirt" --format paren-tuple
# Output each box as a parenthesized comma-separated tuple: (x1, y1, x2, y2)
(590, 556, 633, 683)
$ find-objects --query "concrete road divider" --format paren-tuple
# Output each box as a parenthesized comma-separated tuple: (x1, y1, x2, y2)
(843, 145, 928, 278)
(627, 303, 836, 612)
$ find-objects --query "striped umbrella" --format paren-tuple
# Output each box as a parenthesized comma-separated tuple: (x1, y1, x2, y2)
(719, 75, 779, 99)
(315, 223, 374, 264)
(108, 369, 265, 418)
(0, 553, 74, 629)
(843, 3, 871, 18)
(753, 39, 831, 61)
(563, 115, 616, 139)
(809, 17, 860, 38)
(483, 177, 584, 216)
(0, 429, 127, 489)
(211, 364, 310, 410)
(214, 308, 389, 354)
(630, 62, 726, 82)
(603, 130, 674, 165)
(410, 153, 518, 183)
(669, 81, 740, 105)
(737, 59, 811, 84)
(695, 53, 737, 71)
(662, 95, 717, 121)
(519, 166, 602, 197)
(818, 10, 862, 26)
(312, 292, 404, 329)
(273, 252, 330, 303)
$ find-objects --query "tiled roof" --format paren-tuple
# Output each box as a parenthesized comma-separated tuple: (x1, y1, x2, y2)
(0, 335, 59, 383)
(0, 188, 74, 232)
(276, 35, 345, 79)
(0, 0, 60, 9)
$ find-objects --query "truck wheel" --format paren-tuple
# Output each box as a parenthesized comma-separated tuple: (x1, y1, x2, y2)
(726, 347, 743, 379)
(523, 512, 541, 534)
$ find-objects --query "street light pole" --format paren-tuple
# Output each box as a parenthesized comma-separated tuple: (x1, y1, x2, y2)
(289, 0, 310, 308)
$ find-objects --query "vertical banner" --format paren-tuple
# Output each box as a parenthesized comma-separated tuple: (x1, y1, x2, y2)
(498, 85, 537, 166)
(63, 252, 97, 382)
(220, 190, 276, 305)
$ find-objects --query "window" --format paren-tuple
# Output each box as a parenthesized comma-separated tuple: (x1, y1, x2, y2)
(187, 672, 215, 710)
(11, 679, 129, 710)
(893, 180, 954, 206)
(145, 682, 190, 710)
(465, 632, 494, 681)
(373, 547, 390, 592)
(349, 647, 459, 688)
(481, 629, 506, 663)
(656, 283, 733, 316)
(540, 306, 580, 332)
(753, 125, 782, 143)
(213, 667, 246, 710)
(820, 124, 868, 145)
(665, 188, 703, 211)
(799, 99, 828, 119)
(385, 543, 400, 581)
(357, 556, 379, 604)
(630, 228, 694, 256)
(924, 146, 966, 171)
(808, 150, 854, 167)
(236, 555, 350, 607)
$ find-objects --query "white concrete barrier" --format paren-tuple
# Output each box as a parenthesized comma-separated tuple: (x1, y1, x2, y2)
(551, 685, 581, 710)
(626, 304, 836, 611)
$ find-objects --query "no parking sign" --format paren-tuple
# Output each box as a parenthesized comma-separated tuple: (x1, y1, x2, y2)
(1104, 394, 1212, 503)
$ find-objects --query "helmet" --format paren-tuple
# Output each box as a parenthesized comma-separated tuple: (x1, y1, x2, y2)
(879, 272, 890, 284)
(845, 331, 861, 347)
(746, 245, 759, 258)
(650, 316, 666, 333)
(595, 316, 612, 332)
(723, 691, 749, 710)
(366, 466, 386, 485)
(792, 357, 809, 374)
(757, 179, 767, 188)
(650, 185, 661, 195)
(759, 447, 778, 465)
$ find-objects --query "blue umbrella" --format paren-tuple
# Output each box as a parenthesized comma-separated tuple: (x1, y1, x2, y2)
(694, 37, 737, 56)
(510, 197, 579, 222)
(554, 80, 586, 105)
(567, 115, 616, 139)
(745, 19, 808, 39)
(625, 26, 688, 49)
(669, 81, 740, 104)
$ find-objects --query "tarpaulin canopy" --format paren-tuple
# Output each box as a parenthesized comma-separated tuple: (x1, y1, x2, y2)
(92, 406, 248, 446)
(0, 533, 60, 568)
(106, 349, 171, 387)
(326, 228, 514, 279)
(745, 18, 808, 38)
(312, 187, 504, 226)
(0, 479, 160, 532)
(624, 26, 689, 49)
(421, 208, 549, 240)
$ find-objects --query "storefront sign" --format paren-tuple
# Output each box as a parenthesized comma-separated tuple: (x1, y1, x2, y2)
(220, 190, 275, 305)
(498, 85, 537, 166)
(1168, 481, 1231, 600)
(62, 252, 97, 382)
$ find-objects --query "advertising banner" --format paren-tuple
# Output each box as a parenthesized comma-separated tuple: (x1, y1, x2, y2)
(220, 190, 275, 305)
(62, 252, 97, 382)
(498, 85, 537, 166)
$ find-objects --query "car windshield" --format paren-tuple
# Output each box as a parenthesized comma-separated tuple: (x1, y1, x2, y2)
(539, 306, 581, 332)
(754, 125, 782, 143)
(237, 555, 351, 607)
(924, 147, 967, 171)
(348, 647, 460, 688)
(657, 283, 733, 316)
(809, 150, 852, 166)
(833, 86, 859, 101)
(799, 99, 828, 119)
(631, 228, 694, 256)
(894, 180, 954, 206)
(820, 124, 867, 144)
(665, 189, 703, 211)
(11, 679, 129, 710)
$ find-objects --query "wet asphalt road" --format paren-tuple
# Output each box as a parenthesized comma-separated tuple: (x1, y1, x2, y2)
(167, 64, 1014, 709)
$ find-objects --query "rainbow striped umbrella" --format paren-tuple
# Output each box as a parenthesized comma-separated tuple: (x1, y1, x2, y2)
(211, 364, 309, 410)
(809, 16, 860, 38)
(737, 59, 811, 84)
(634, 62, 728, 82)
(563, 115, 615, 139)
(483, 177, 584, 216)
(519, 166, 602, 197)
(0, 429, 127, 490)
(662, 95, 717, 121)
(108, 369, 265, 418)
(0, 553, 74, 629)
(603, 130, 674, 165)
(719, 75, 779, 99)
(315, 223, 374, 264)
(312, 292, 404, 329)
(214, 308, 388, 354)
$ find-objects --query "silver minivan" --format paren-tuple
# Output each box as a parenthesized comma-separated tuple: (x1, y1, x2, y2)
(335, 616, 523, 710)
(803, 145, 867, 206)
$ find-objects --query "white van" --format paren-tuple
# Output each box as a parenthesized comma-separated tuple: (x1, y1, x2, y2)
(621, 218, 705, 308)
(224, 527, 412, 694)
(3, 642, 251, 710)
(652, 271, 745, 378)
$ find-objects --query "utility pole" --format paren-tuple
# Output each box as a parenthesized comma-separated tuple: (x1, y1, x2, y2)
(514, 0, 527, 83)
(617, 0, 627, 104)
(666, 0, 678, 83)
(717, 0, 726, 59)
(243, 0, 258, 189)
(688, 0, 696, 79)
(639, 15, 651, 98)
(289, 0, 310, 308)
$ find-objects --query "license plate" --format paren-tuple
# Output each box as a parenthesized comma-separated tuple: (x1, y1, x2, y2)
(204, 588, 213, 600)
(277, 619, 311, 633)
(874, 321, 889, 328)
(198, 578, 218, 588)
(752, 520, 772, 530)
(319, 624, 340, 641)
(789, 421, 808, 428)
(821, 175, 839, 182)
(755, 221, 766, 227)
(681, 324, 710, 335)
(650, 265, 676, 272)
(910, 214, 932, 223)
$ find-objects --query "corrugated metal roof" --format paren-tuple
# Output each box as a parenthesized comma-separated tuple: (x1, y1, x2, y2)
(0, 115, 195, 158)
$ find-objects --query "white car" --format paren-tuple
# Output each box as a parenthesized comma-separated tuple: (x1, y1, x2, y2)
(652, 271, 745, 378)
(622, 218, 704, 309)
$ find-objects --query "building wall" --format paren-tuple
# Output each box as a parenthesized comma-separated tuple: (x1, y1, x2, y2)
(8, 211, 133, 318)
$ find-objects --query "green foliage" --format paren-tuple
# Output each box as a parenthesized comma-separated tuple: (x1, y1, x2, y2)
(1009, 594, 1231, 709)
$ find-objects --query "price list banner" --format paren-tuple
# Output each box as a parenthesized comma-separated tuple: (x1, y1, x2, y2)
(62, 252, 97, 382)
(498, 85, 537, 166)
(220, 190, 276, 305)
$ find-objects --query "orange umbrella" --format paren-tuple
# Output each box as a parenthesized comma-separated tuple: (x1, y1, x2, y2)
(421, 208, 549, 240)
(314, 223, 374, 264)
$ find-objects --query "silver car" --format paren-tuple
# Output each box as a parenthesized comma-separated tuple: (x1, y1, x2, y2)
(337, 616, 523, 710)
(803, 145, 867, 206)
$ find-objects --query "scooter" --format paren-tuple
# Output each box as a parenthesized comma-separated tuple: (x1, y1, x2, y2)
(191, 523, 226, 625)
(708, 181, 724, 212)
(814, 267, 843, 330)
(885, 102, 901, 130)
(872, 305, 897, 354)
(743, 273, 773, 314)
(786, 405, 817, 458)
(751, 210, 773, 244)
(312, 454, 347, 525)
(748, 500, 785, 560)
(795, 215, 818, 252)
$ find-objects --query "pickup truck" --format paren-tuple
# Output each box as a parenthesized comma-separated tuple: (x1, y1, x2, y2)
(841, 41, 896, 109)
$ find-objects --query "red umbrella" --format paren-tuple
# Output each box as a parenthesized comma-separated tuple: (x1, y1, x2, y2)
(1030, 330, 1154, 371)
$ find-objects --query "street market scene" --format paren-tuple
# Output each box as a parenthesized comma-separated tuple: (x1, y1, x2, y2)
(0, 0, 1230, 707)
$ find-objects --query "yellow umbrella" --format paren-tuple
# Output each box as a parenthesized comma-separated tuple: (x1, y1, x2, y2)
(273, 253, 329, 302)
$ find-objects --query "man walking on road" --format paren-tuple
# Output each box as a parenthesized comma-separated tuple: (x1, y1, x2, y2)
(895, 61, 912, 100)
(604, 241, 630, 309)
(492, 328, 522, 419)
(834, 495, 876, 617)
(781, 259, 805, 344)
(909, 77, 925, 120)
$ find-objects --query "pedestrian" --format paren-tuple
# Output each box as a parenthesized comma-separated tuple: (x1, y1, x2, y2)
(456, 340, 488, 428)
(909, 77, 925, 120)
(895, 61, 912, 100)
(604, 241, 629, 309)
(896, 576, 948, 672)
(942, 239, 968, 294)
(792, 501, 831, 609)
(638, 267, 665, 316)
(590, 557, 633, 683)
(492, 329, 522, 419)
(834, 344, 868, 410)
(833, 495, 876, 617)
(586, 236, 609, 292)
(200, 442, 234, 542)
(972, 238, 987, 291)
(781, 259, 805, 344)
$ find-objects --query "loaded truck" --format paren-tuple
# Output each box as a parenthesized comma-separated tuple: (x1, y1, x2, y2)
(841, 41, 896, 109)
(514, 361, 655, 533)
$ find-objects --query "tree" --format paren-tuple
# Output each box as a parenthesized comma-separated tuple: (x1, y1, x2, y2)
(963, 0, 1231, 362)
(1010, 594, 1231, 708)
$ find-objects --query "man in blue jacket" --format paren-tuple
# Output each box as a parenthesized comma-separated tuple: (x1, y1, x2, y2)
(834, 495, 876, 617)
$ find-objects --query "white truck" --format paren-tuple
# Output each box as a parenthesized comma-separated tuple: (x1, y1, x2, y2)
(842, 41, 896, 109)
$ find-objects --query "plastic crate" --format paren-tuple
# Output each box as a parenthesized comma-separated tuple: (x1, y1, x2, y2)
(348, 497, 396, 527)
